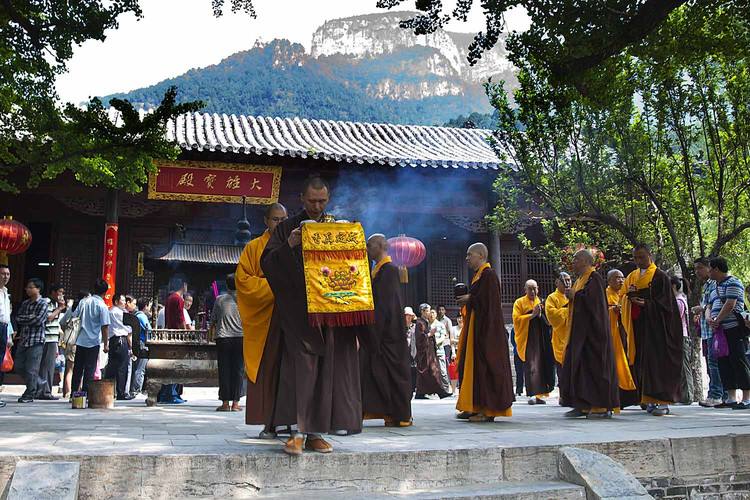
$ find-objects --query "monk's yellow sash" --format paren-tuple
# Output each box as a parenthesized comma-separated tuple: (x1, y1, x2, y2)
(620, 263, 656, 365)
(546, 289, 569, 365)
(371, 256, 392, 279)
(512, 294, 540, 362)
(301, 222, 374, 327)
(607, 286, 636, 390)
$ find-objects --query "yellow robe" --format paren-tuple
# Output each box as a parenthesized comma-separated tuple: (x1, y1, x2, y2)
(456, 263, 512, 417)
(620, 263, 656, 365)
(236, 231, 275, 383)
(512, 294, 540, 363)
(545, 289, 569, 365)
(606, 286, 636, 391)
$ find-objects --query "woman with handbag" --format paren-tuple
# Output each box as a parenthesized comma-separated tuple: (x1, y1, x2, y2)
(60, 293, 87, 399)
(707, 257, 750, 410)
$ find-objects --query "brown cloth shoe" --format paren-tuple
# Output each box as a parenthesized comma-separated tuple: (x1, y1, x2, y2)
(283, 435, 304, 456)
(304, 436, 333, 454)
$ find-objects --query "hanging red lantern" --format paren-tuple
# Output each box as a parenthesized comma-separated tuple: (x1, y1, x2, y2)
(387, 234, 426, 283)
(0, 217, 32, 265)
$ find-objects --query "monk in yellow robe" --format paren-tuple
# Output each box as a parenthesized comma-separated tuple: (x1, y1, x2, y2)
(512, 280, 555, 405)
(236, 203, 288, 438)
(456, 243, 514, 422)
(620, 244, 683, 416)
(606, 269, 637, 407)
(546, 272, 570, 405)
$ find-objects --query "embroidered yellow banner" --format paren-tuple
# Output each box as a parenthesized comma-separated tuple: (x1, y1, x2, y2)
(301, 222, 375, 327)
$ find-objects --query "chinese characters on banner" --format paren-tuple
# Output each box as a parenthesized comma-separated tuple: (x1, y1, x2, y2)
(148, 161, 282, 204)
(102, 223, 118, 307)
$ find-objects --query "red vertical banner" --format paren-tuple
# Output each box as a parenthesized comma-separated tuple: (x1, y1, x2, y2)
(102, 223, 119, 307)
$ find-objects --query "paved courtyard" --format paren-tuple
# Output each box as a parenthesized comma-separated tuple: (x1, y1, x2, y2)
(0, 385, 748, 457)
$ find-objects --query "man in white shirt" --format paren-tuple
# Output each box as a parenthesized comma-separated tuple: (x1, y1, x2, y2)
(436, 305, 454, 361)
(105, 294, 133, 400)
(0, 264, 10, 408)
(429, 309, 452, 395)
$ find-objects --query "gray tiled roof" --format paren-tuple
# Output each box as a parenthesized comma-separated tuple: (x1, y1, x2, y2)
(163, 112, 500, 170)
(152, 242, 242, 265)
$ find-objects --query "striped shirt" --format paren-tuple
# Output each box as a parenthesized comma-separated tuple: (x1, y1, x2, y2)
(710, 276, 745, 329)
(45, 300, 62, 343)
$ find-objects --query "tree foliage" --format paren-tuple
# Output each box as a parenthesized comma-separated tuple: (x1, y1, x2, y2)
(0, 1, 245, 193)
(389, 0, 750, 280)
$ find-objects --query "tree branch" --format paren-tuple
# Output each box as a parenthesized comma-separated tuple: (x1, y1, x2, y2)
(549, 0, 687, 81)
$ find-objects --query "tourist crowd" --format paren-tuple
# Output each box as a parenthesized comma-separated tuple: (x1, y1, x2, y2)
(1, 230, 749, 437)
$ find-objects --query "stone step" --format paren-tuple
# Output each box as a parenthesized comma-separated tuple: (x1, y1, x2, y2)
(6, 460, 79, 500)
(258, 481, 585, 499)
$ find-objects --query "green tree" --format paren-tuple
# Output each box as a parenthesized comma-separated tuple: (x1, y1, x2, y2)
(0, 1, 250, 193)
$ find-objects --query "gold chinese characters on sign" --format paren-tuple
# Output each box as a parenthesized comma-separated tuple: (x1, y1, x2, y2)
(148, 160, 282, 204)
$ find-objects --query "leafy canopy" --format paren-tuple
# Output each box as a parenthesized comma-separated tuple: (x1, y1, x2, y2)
(0, 1, 250, 193)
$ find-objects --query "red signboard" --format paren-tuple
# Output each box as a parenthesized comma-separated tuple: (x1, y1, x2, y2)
(102, 223, 118, 307)
(149, 161, 282, 204)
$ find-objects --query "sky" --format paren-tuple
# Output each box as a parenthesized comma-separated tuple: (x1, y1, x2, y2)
(55, 0, 530, 104)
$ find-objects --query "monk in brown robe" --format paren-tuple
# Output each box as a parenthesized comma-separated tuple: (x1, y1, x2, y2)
(415, 304, 450, 399)
(261, 176, 362, 456)
(359, 234, 412, 427)
(620, 244, 683, 416)
(237, 203, 289, 438)
(455, 243, 514, 422)
(512, 280, 555, 405)
(605, 269, 637, 408)
(559, 249, 619, 419)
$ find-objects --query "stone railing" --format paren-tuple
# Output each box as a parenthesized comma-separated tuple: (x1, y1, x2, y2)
(147, 329, 213, 344)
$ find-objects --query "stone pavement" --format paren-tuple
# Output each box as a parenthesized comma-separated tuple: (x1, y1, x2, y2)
(0, 384, 748, 457)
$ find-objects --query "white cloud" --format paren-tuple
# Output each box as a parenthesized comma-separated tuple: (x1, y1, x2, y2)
(55, 0, 528, 104)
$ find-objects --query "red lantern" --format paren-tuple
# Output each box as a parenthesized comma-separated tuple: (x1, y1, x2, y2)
(387, 234, 426, 283)
(0, 217, 32, 265)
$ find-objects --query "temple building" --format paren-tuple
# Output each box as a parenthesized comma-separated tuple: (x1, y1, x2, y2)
(1, 112, 555, 317)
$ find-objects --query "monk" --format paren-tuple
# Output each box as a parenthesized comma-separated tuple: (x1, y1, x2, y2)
(620, 244, 683, 416)
(512, 280, 555, 404)
(605, 269, 637, 407)
(455, 243, 514, 422)
(236, 202, 288, 439)
(261, 175, 362, 455)
(546, 272, 570, 403)
(559, 249, 619, 418)
(359, 234, 412, 427)
(415, 304, 450, 400)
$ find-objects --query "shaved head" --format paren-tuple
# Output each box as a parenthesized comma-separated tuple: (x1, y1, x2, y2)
(366, 233, 389, 261)
(607, 268, 625, 291)
(525, 279, 538, 289)
(607, 269, 624, 280)
(574, 249, 594, 265)
(264, 202, 287, 217)
(468, 243, 488, 259)
(367, 233, 387, 246)
(466, 242, 489, 271)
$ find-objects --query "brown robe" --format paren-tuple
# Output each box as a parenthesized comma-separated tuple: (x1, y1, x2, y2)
(260, 210, 362, 434)
(456, 266, 515, 415)
(630, 269, 683, 403)
(359, 261, 412, 422)
(524, 315, 556, 397)
(415, 317, 444, 396)
(560, 271, 620, 410)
